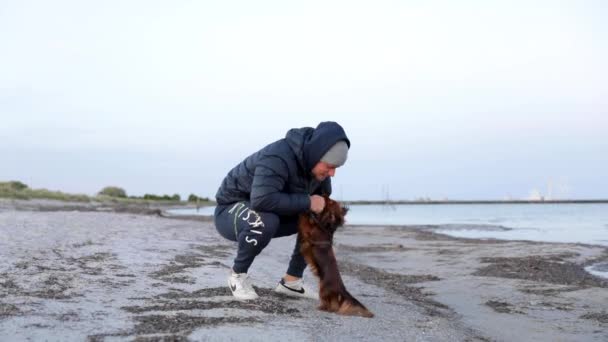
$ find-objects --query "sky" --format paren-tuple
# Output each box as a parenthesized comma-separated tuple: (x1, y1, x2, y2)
(1, 0, 607, 200)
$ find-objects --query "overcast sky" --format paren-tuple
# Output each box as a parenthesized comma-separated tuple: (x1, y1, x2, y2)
(1, 0, 606, 200)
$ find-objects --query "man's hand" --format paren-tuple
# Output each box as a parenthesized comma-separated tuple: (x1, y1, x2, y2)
(309, 195, 325, 214)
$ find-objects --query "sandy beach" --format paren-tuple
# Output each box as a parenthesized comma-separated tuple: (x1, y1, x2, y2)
(1, 199, 607, 341)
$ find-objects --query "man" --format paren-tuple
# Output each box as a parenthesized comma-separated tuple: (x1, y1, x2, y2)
(214, 121, 350, 301)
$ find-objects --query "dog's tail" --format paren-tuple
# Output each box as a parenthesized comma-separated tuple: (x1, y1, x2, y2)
(337, 290, 374, 318)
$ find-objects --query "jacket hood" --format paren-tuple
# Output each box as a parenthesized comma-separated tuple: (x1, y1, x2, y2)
(285, 121, 350, 172)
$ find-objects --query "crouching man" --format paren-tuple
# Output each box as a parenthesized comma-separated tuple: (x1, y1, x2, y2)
(214, 121, 350, 300)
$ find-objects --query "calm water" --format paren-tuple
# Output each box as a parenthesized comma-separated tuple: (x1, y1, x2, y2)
(348, 203, 608, 246)
(167, 203, 608, 278)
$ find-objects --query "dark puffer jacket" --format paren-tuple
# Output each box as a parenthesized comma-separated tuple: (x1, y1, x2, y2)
(215, 122, 350, 215)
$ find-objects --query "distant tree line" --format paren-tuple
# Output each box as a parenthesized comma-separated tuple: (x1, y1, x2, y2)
(0, 181, 89, 202)
(1, 181, 214, 204)
(2, 180, 28, 191)
(142, 193, 181, 201)
(187, 194, 210, 202)
(98, 186, 210, 203)
(98, 186, 127, 198)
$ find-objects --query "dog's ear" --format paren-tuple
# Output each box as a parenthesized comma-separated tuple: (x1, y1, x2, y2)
(341, 205, 349, 218)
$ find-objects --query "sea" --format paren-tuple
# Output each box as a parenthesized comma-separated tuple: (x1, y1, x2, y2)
(166, 203, 608, 278)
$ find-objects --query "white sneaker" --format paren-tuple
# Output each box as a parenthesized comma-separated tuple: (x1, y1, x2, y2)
(274, 278, 319, 300)
(228, 272, 259, 300)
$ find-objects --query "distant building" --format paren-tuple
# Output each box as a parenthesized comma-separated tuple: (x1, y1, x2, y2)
(528, 189, 543, 201)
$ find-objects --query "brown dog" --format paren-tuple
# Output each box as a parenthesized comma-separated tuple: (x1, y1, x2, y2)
(298, 195, 374, 318)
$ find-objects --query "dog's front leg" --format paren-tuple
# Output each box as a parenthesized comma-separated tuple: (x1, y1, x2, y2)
(312, 244, 342, 312)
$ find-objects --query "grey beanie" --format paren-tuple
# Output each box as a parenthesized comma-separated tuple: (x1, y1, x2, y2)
(320, 140, 349, 167)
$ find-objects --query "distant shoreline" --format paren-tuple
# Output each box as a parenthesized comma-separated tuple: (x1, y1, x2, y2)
(344, 199, 608, 205)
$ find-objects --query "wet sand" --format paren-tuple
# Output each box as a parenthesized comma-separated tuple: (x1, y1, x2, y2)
(1, 199, 607, 341)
